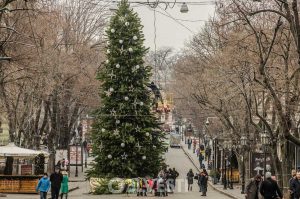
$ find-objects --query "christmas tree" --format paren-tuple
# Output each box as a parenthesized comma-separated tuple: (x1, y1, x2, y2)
(90, 0, 167, 178)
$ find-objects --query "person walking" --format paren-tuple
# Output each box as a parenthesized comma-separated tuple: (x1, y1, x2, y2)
(36, 173, 51, 199)
(50, 167, 63, 199)
(60, 170, 69, 199)
(187, 169, 194, 191)
(197, 172, 202, 192)
(260, 172, 283, 199)
(245, 174, 262, 199)
(289, 170, 297, 199)
(188, 137, 192, 150)
(291, 171, 300, 199)
(172, 168, 179, 188)
(199, 153, 204, 168)
(199, 171, 208, 196)
(193, 139, 197, 153)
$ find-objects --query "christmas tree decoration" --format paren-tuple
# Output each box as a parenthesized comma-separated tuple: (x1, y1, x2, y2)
(136, 142, 142, 150)
(101, 128, 106, 133)
(106, 60, 109, 64)
(110, 108, 117, 116)
(113, 129, 120, 136)
(107, 49, 110, 54)
(121, 152, 128, 159)
(108, 71, 116, 79)
(90, 0, 167, 179)
(107, 41, 110, 45)
(104, 90, 112, 97)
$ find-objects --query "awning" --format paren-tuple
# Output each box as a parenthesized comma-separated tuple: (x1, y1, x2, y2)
(0, 143, 49, 158)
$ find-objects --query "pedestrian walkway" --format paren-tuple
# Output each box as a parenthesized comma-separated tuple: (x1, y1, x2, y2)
(181, 140, 244, 199)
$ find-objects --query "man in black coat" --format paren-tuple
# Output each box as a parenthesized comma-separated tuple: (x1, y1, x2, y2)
(291, 171, 300, 199)
(50, 167, 63, 199)
(199, 170, 208, 196)
(259, 172, 282, 199)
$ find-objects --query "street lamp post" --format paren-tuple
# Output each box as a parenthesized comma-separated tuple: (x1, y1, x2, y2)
(75, 136, 79, 177)
(228, 140, 234, 189)
(223, 141, 228, 190)
(260, 133, 270, 177)
(241, 136, 247, 194)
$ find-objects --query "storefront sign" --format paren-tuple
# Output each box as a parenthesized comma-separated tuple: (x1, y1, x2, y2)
(21, 165, 32, 175)
(251, 152, 273, 177)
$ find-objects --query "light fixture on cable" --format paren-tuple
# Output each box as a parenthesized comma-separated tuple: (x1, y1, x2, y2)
(180, 2, 189, 13)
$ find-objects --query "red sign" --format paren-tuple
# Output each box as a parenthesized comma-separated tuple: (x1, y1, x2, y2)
(69, 146, 82, 165)
(21, 165, 32, 175)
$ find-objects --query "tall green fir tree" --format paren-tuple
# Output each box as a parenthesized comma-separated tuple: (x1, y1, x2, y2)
(90, 0, 167, 178)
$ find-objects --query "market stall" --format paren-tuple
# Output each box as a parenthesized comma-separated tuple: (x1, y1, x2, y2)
(0, 143, 49, 193)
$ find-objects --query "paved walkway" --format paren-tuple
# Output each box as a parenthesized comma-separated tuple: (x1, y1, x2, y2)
(180, 139, 244, 199)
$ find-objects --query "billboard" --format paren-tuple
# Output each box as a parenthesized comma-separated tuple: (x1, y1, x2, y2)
(69, 145, 82, 165)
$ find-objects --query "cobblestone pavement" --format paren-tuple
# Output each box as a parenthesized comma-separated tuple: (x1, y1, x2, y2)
(6, 147, 231, 199)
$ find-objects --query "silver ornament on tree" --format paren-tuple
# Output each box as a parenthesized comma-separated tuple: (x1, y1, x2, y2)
(124, 96, 129, 101)
(109, 87, 114, 92)
(105, 60, 109, 64)
(142, 156, 146, 160)
(140, 102, 144, 106)
(101, 128, 106, 132)
(125, 22, 130, 26)
(119, 40, 123, 44)
(108, 154, 112, 159)
(133, 36, 138, 40)
(116, 64, 120, 69)
(116, 120, 120, 124)
(146, 132, 150, 137)
(111, 28, 115, 33)
(107, 49, 110, 54)
(128, 48, 133, 53)
(121, 143, 125, 148)
(135, 65, 140, 69)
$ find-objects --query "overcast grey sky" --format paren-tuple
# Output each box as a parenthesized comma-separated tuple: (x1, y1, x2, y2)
(132, 2, 216, 51)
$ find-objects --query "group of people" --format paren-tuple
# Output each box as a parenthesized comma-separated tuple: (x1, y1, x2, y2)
(186, 168, 208, 196)
(153, 167, 179, 196)
(36, 167, 69, 199)
(289, 170, 300, 199)
(245, 172, 282, 199)
(128, 167, 179, 197)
